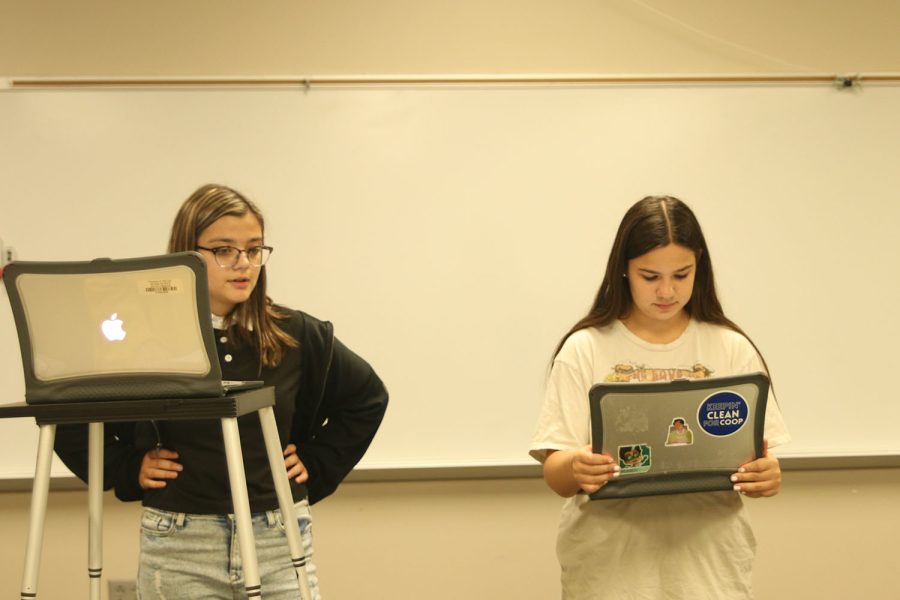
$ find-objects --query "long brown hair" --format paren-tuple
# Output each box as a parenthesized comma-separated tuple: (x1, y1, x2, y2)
(169, 184, 297, 368)
(554, 195, 768, 371)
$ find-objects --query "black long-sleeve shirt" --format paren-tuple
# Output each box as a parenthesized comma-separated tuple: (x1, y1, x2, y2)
(53, 309, 388, 512)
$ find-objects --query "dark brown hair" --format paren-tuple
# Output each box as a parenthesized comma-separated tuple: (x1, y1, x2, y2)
(554, 195, 767, 372)
(169, 184, 297, 368)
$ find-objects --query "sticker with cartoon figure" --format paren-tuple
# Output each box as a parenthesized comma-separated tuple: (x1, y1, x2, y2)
(665, 417, 694, 447)
(618, 444, 651, 474)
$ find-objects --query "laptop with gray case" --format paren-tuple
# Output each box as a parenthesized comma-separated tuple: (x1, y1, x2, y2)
(3, 252, 261, 403)
(588, 373, 768, 499)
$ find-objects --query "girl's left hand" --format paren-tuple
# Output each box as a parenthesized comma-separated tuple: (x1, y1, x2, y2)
(283, 443, 309, 484)
(732, 439, 781, 498)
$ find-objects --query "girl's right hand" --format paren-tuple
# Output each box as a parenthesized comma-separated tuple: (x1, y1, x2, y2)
(139, 448, 182, 490)
(571, 445, 620, 494)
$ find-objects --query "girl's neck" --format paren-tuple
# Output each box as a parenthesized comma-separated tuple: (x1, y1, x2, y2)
(621, 310, 691, 344)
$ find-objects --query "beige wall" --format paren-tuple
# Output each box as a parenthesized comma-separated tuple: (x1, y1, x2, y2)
(1, 2, 899, 598)
(1, 469, 899, 599)
(2, 0, 900, 77)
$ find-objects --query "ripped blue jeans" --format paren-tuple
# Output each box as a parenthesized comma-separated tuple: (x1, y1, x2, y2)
(137, 500, 320, 600)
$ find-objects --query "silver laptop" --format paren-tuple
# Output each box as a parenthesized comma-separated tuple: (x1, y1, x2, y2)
(588, 373, 768, 499)
(3, 252, 261, 403)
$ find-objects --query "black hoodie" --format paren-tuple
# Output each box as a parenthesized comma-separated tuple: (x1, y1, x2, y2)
(53, 309, 388, 512)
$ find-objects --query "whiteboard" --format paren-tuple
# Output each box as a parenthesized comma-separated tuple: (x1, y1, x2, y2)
(1, 83, 899, 479)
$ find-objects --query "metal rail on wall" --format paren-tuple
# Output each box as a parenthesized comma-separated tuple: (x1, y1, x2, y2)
(4, 73, 900, 90)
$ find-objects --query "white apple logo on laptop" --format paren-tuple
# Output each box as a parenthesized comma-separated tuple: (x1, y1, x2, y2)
(101, 313, 127, 341)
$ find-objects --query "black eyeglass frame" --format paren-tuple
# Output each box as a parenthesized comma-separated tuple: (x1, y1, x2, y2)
(195, 245, 274, 268)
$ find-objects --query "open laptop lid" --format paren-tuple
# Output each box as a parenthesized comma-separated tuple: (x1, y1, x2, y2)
(588, 373, 768, 500)
(3, 252, 226, 403)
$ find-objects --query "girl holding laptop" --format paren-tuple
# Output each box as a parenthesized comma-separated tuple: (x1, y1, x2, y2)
(530, 196, 789, 599)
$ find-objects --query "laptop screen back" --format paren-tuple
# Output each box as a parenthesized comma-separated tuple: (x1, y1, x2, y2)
(16, 266, 209, 381)
(588, 373, 768, 499)
(4, 253, 224, 403)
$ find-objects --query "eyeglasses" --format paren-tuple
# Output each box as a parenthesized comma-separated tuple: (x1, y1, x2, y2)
(195, 245, 273, 268)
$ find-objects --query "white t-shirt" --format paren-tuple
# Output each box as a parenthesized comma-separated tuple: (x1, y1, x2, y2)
(530, 320, 790, 600)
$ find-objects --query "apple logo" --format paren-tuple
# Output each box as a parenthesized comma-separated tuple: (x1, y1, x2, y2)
(101, 313, 127, 341)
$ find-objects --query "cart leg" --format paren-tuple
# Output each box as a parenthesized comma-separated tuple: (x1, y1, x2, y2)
(88, 423, 103, 600)
(257, 407, 312, 600)
(221, 417, 262, 598)
(21, 423, 56, 600)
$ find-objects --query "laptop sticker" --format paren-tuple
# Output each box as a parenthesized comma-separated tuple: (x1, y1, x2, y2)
(665, 418, 694, 446)
(698, 391, 749, 437)
(618, 444, 651, 474)
(141, 278, 184, 294)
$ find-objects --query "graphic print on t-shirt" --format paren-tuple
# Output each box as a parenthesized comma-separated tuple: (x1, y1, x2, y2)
(604, 362, 713, 383)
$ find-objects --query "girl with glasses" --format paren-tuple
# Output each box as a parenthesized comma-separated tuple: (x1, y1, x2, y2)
(56, 183, 388, 599)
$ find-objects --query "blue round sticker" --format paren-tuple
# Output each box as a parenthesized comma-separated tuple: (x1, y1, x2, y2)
(697, 391, 748, 437)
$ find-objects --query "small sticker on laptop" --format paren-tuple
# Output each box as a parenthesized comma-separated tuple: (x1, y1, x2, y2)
(665, 417, 694, 446)
(141, 279, 183, 294)
(618, 444, 651, 474)
(698, 391, 749, 437)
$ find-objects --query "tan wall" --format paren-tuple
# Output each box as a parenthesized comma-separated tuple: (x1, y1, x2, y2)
(1, 2, 899, 598)
(2, 0, 899, 77)
(1, 469, 899, 599)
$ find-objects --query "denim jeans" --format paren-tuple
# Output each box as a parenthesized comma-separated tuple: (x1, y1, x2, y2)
(137, 500, 320, 600)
